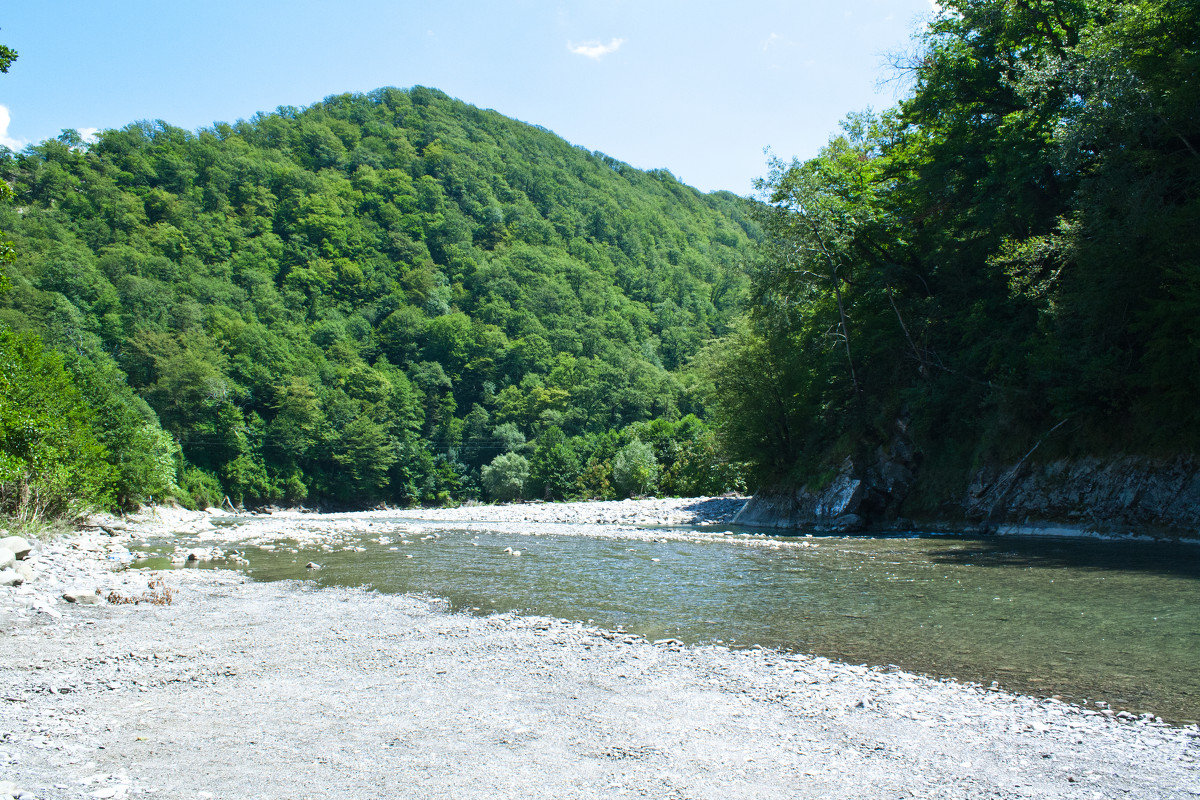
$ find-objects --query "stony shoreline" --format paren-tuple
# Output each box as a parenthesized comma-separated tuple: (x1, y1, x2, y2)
(1, 499, 1197, 799)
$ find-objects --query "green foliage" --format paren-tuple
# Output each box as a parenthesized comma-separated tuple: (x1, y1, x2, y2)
(612, 439, 660, 498)
(710, 0, 1200, 491)
(325, 415, 398, 504)
(0, 87, 758, 508)
(481, 452, 529, 503)
(178, 465, 224, 510)
(638, 415, 749, 496)
(58, 347, 179, 508)
(526, 426, 580, 500)
(0, 44, 15, 75)
(0, 330, 115, 523)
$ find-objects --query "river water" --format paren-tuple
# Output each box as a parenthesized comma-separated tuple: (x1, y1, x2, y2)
(143, 523, 1200, 722)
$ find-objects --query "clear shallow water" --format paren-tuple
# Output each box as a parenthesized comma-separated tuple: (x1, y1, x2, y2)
(141, 525, 1200, 722)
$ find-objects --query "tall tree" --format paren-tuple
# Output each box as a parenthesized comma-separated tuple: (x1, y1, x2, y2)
(713, 0, 1200, 494)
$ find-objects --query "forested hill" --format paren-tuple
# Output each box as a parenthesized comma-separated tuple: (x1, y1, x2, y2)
(0, 86, 759, 515)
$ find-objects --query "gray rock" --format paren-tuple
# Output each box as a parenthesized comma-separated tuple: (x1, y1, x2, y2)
(0, 536, 31, 560)
(305, 561, 321, 570)
(966, 455, 1200, 535)
(734, 420, 918, 531)
(63, 589, 104, 605)
(832, 514, 866, 532)
(0, 568, 23, 587)
(14, 562, 34, 583)
(742, 448, 1200, 537)
(0, 547, 13, 571)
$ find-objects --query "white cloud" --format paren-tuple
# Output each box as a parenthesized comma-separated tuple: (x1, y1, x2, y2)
(78, 127, 100, 143)
(762, 32, 797, 52)
(567, 37, 625, 60)
(0, 105, 25, 151)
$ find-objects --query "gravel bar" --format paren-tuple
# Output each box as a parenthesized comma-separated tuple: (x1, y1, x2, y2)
(0, 499, 1196, 799)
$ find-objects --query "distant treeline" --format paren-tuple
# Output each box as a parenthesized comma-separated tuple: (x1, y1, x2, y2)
(0, 87, 758, 521)
(703, 0, 1200, 507)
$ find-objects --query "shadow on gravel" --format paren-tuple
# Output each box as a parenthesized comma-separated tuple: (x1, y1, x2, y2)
(925, 536, 1200, 580)
(678, 497, 747, 521)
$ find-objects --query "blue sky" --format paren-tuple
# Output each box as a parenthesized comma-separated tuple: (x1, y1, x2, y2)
(0, 1, 935, 195)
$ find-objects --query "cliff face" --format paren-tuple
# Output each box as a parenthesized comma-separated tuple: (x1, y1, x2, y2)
(963, 456, 1200, 537)
(735, 455, 1200, 540)
(734, 434, 918, 533)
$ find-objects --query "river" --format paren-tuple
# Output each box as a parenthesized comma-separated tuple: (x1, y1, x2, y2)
(138, 517, 1200, 723)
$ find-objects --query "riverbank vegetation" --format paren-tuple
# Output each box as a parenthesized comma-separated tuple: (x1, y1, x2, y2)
(704, 0, 1200, 507)
(0, 86, 757, 521)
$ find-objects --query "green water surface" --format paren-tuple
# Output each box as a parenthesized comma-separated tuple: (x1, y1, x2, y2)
(142, 526, 1200, 722)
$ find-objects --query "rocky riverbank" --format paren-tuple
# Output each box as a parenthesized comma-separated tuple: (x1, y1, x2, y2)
(0, 500, 1197, 799)
(736, 455, 1200, 541)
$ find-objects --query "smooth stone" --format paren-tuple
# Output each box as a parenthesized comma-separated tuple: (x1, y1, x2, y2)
(0, 537, 31, 560)
(305, 562, 321, 570)
(0, 548, 13, 571)
(13, 562, 34, 582)
(63, 590, 104, 605)
(0, 569, 23, 587)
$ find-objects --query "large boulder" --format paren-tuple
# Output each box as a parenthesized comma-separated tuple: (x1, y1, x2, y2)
(0, 536, 32, 560)
(0, 547, 14, 571)
(733, 459, 871, 531)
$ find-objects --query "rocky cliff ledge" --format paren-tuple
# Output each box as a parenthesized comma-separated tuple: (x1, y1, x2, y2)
(735, 455, 1200, 539)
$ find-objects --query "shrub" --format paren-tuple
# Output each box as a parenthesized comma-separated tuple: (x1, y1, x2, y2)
(612, 439, 659, 497)
(481, 452, 529, 502)
(178, 466, 224, 510)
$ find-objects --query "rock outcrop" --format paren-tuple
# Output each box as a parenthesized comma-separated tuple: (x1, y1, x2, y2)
(739, 452, 1200, 539)
(965, 456, 1200, 537)
(734, 428, 918, 532)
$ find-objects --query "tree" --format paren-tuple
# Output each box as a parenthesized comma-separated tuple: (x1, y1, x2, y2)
(327, 415, 397, 502)
(527, 426, 581, 500)
(0, 330, 115, 524)
(57, 347, 178, 508)
(612, 439, 659, 497)
(481, 452, 529, 502)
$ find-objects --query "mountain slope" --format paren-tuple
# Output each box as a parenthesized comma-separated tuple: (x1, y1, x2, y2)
(0, 87, 759, 509)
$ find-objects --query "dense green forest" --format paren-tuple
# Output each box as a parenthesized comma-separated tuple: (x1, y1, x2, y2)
(704, 0, 1200, 512)
(7, 0, 1192, 528)
(0, 84, 758, 522)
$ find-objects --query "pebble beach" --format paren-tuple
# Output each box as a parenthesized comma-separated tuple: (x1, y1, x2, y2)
(0, 499, 1197, 799)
